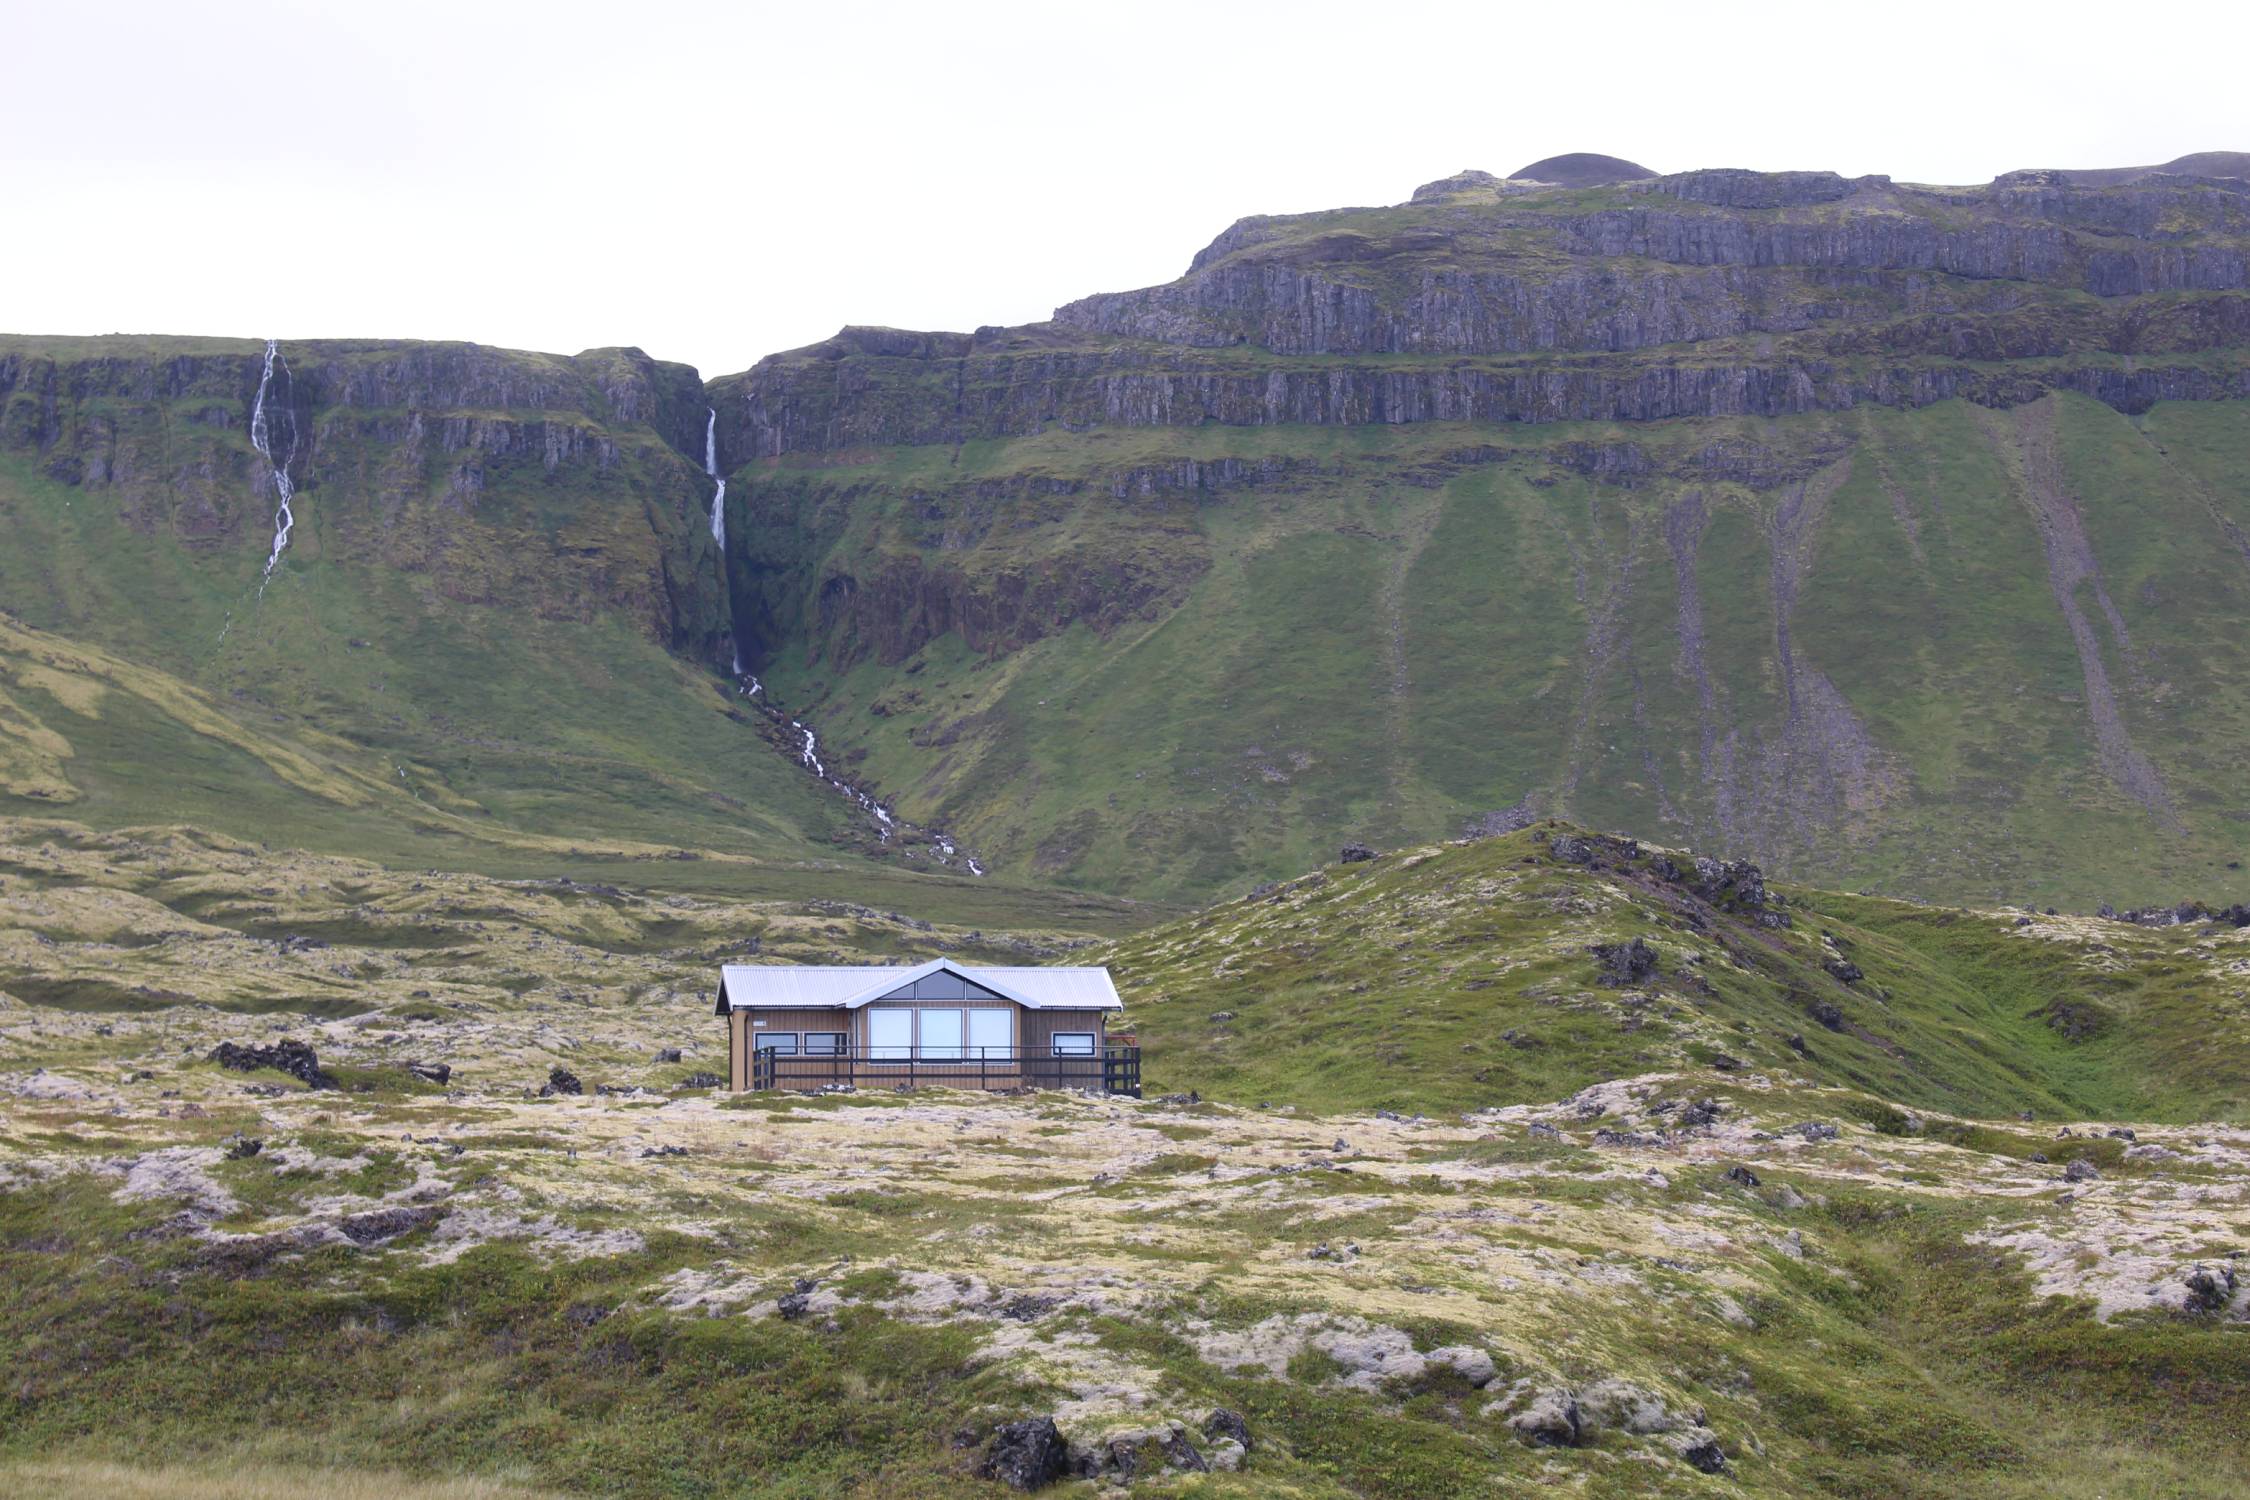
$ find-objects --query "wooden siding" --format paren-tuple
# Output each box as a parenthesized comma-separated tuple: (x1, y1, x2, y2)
(1020, 1008, 1108, 1059)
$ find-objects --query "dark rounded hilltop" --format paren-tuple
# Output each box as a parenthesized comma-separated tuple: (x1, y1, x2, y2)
(2001, 149, 2250, 186)
(1508, 152, 1658, 187)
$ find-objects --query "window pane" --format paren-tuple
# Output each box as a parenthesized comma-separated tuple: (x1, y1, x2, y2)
(1051, 1032, 1095, 1057)
(868, 1009, 912, 1059)
(764, 1033, 798, 1055)
(914, 972, 969, 1001)
(968, 1010, 1012, 1058)
(804, 1032, 845, 1056)
(921, 1008, 965, 1060)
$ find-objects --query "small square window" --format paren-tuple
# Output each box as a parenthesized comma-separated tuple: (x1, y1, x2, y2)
(1051, 1032, 1095, 1058)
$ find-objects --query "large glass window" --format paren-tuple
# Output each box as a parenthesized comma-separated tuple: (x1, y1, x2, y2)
(914, 971, 969, 1001)
(921, 1008, 965, 1060)
(968, 1009, 1012, 1059)
(803, 1032, 846, 1056)
(761, 1032, 798, 1055)
(1051, 1032, 1096, 1057)
(867, 1008, 912, 1060)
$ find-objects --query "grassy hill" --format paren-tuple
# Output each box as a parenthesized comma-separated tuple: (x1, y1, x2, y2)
(1102, 823, 2250, 1122)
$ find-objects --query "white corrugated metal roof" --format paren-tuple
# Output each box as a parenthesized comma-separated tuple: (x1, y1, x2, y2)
(716, 958, 1121, 1013)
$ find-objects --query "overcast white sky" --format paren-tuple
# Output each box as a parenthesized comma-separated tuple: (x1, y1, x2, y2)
(3, 0, 2242, 378)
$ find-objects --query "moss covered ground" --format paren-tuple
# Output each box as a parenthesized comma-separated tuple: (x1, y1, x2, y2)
(3, 817, 2245, 1497)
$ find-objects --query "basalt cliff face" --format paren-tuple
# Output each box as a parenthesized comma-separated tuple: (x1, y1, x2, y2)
(716, 165, 2250, 460)
(711, 160, 2250, 905)
(0, 337, 729, 656)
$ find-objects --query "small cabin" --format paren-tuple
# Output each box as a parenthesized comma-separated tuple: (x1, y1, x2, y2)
(713, 958, 1137, 1095)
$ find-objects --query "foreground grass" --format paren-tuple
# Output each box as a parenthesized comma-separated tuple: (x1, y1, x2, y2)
(0, 1460, 560, 1499)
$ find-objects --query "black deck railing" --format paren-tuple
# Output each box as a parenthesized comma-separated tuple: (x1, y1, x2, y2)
(751, 1043, 1140, 1097)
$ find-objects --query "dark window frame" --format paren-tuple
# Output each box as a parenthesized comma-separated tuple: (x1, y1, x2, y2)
(1051, 1032, 1096, 1058)
(803, 1031, 846, 1056)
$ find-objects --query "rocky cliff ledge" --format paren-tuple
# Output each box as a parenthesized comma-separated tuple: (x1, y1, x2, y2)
(0, 337, 733, 657)
(718, 162, 2250, 457)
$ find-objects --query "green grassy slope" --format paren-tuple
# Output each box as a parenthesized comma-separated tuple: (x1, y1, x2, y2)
(1100, 823, 2250, 1120)
(0, 340, 1158, 933)
(738, 395, 2250, 909)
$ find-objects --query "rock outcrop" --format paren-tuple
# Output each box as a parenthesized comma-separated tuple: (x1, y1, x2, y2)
(725, 166, 2250, 458)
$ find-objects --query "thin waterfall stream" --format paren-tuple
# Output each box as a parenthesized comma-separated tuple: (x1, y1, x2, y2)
(249, 338, 300, 586)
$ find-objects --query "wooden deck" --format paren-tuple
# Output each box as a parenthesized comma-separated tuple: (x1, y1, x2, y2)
(751, 1045, 1139, 1096)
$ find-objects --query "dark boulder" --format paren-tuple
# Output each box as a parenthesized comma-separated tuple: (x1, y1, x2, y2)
(681, 1072, 722, 1088)
(1204, 1408, 1252, 1451)
(978, 1417, 1070, 1491)
(223, 1135, 263, 1161)
(1823, 958, 1865, 984)
(336, 1206, 443, 1245)
(1807, 1000, 1846, 1032)
(1339, 842, 1380, 863)
(1509, 1388, 1585, 1447)
(652, 1047, 683, 1063)
(1162, 1430, 1209, 1472)
(2064, 1157, 2101, 1182)
(1677, 1432, 1729, 1474)
(1678, 1098, 1723, 1128)
(776, 1277, 819, 1320)
(1591, 937, 1660, 987)
(2183, 1264, 2238, 1314)
(1725, 1164, 1761, 1187)
(540, 1066, 583, 1097)
(405, 1061, 451, 1085)
(208, 1039, 338, 1091)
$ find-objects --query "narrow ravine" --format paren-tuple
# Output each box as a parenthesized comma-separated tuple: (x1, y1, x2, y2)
(706, 408, 979, 873)
(249, 339, 300, 586)
(743, 698, 977, 870)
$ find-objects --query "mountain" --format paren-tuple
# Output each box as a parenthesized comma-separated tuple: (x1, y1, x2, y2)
(712, 157, 2250, 906)
(6, 157, 2250, 911)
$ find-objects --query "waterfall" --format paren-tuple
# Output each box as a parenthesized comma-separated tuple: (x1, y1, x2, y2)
(751, 706, 972, 867)
(704, 407, 727, 549)
(249, 339, 299, 582)
(792, 721, 825, 779)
